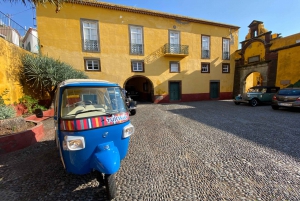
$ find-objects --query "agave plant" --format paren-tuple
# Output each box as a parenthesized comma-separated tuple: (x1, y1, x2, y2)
(21, 54, 88, 105)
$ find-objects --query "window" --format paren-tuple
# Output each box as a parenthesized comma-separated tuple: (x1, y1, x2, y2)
(201, 35, 210, 59)
(222, 38, 230, 60)
(170, 62, 180, 73)
(169, 30, 180, 53)
(84, 58, 100, 71)
(25, 42, 31, 51)
(201, 63, 210, 73)
(130, 25, 143, 55)
(131, 60, 144, 72)
(222, 63, 230, 73)
(81, 19, 99, 52)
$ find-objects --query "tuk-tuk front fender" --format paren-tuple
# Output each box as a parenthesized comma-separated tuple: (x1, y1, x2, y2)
(91, 141, 120, 174)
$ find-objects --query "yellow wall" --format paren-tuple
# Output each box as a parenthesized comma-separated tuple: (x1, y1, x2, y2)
(245, 72, 261, 91)
(276, 46, 300, 88)
(271, 33, 300, 50)
(0, 38, 25, 105)
(36, 3, 239, 96)
(270, 33, 300, 88)
(244, 41, 265, 62)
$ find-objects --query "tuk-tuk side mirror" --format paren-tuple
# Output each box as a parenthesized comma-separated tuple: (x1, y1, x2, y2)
(35, 108, 43, 118)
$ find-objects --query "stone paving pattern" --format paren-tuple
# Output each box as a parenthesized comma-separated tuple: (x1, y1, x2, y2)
(0, 100, 299, 200)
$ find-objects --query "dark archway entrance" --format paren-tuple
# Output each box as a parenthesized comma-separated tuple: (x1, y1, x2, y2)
(124, 76, 154, 102)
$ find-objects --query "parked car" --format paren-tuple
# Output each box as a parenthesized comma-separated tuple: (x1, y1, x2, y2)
(271, 87, 300, 110)
(234, 86, 280, 107)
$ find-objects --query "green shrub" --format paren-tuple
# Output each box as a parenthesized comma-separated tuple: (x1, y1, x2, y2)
(19, 95, 47, 114)
(0, 89, 9, 106)
(0, 105, 16, 120)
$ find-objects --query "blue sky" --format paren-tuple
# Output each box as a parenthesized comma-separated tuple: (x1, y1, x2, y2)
(1, 0, 300, 48)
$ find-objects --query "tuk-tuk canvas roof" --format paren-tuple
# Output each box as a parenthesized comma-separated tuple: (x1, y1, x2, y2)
(59, 79, 118, 88)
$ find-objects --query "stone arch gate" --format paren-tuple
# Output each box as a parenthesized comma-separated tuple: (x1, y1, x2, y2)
(233, 61, 277, 96)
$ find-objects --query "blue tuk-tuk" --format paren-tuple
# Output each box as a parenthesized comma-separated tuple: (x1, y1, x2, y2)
(36, 79, 134, 199)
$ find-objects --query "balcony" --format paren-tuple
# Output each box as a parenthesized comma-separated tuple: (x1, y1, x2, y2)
(130, 43, 143, 55)
(84, 40, 99, 51)
(222, 52, 230, 60)
(163, 43, 189, 57)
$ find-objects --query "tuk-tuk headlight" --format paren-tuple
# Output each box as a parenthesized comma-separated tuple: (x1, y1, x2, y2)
(123, 123, 134, 138)
(63, 136, 85, 151)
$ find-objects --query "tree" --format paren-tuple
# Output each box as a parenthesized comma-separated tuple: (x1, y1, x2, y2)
(21, 54, 88, 106)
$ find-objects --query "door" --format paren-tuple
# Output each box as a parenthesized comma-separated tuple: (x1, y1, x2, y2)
(169, 82, 180, 101)
(169, 31, 180, 53)
(210, 82, 219, 99)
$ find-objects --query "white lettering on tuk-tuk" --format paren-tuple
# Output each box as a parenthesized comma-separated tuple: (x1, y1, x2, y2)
(106, 113, 129, 124)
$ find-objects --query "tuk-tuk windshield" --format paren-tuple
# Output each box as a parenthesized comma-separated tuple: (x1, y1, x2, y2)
(61, 87, 127, 119)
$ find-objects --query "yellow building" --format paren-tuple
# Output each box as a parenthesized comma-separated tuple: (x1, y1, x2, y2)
(234, 20, 300, 95)
(36, 1, 239, 103)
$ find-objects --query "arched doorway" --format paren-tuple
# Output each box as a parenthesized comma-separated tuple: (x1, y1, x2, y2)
(244, 71, 263, 93)
(124, 76, 154, 102)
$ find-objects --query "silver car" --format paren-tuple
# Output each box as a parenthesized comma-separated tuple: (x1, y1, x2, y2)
(272, 88, 300, 110)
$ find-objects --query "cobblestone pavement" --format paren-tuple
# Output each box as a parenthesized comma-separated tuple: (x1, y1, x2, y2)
(1, 100, 300, 201)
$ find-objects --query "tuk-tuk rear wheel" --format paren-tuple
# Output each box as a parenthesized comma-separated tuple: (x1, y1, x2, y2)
(105, 174, 117, 200)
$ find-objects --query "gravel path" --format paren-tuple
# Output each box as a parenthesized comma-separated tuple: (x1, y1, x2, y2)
(0, 100, 299, 200)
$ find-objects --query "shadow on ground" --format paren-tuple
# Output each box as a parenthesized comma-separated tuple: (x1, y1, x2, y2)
(157, 100, 300, 161)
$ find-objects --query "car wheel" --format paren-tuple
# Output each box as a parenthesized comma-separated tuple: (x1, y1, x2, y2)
(272, 105, 279, 110)
(234, 102, 240, 105)
(250, 99, 258, 107)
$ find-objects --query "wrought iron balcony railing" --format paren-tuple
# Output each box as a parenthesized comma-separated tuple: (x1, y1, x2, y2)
(84, 40, 99, 51)
(202, 50, 210, 58)
(223, 52, 230, 60)
(163, 43, 189, 56)
(130, 43, 143, 55)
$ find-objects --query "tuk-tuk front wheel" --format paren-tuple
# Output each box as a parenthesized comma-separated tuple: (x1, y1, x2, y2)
(105, 174, 117, 200)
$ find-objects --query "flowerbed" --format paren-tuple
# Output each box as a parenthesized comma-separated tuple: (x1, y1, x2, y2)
(0, 109, 54, 154)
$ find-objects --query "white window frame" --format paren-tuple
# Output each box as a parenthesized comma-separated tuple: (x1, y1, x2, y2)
(81, 19, 99, 52)
(169, 30, 180, 53)
(132, 61, 144, 72)
(170, 62, 179, 73)
(201, 63, 210, 73)
(222, 63, 230, 73)
(222, 38, 230, 60)
(130, 25, 143, 55)
(201, 35, 210, 59)
(85, 59, 100, 71)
